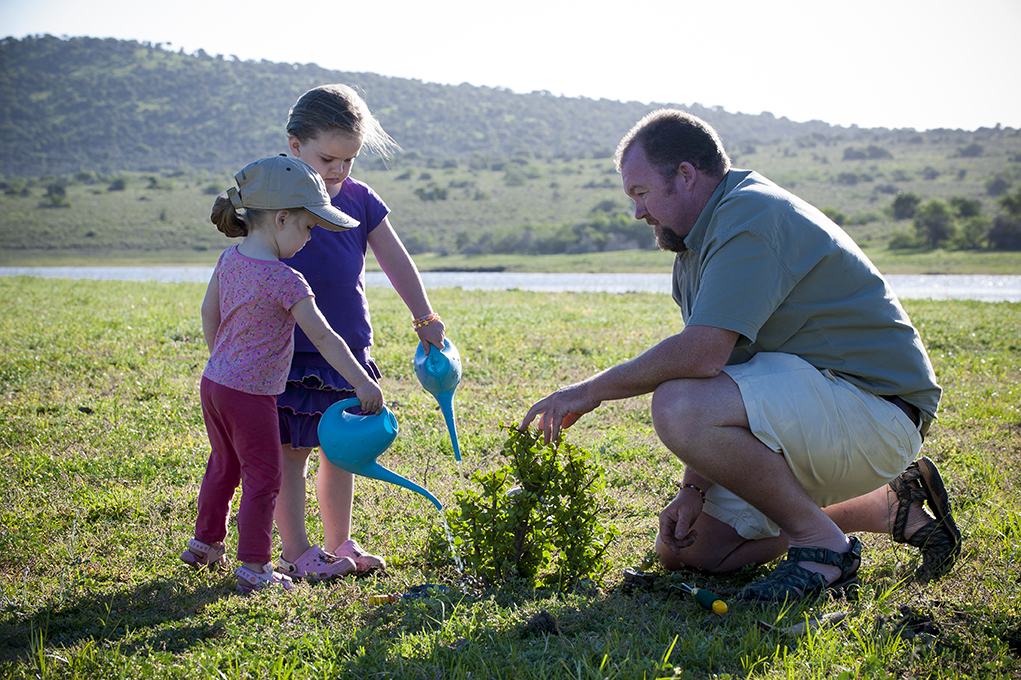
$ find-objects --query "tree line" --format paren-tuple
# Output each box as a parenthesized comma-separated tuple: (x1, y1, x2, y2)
(1, 34, 1000, 178)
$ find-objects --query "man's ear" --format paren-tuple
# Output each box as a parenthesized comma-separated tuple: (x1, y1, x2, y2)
(675, 162, 697, 191)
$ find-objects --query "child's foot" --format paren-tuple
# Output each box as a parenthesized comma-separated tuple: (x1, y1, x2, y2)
(333, 539, 387, 573)
(236, 563, 294, 594)
(277, 545, 357, 581)
(181, 539, 227, 570)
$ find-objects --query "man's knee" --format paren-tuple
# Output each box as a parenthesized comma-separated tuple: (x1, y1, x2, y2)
(650, 380, 703, 445)
(651, 375, 747, 450)
(654, 530, 731, 573)
(655, 532, 687, 571)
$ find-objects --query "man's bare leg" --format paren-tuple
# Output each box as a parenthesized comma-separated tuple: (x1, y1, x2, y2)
(650, 374, 849, 585)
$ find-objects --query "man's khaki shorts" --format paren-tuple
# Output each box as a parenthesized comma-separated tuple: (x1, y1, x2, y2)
(705, 352, 923, 541)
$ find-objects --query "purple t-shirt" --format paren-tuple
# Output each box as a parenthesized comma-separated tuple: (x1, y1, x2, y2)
(204, 246, 314, 395)
(282, 177, 389, 353)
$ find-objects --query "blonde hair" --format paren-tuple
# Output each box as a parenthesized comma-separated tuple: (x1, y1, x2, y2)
(286, 84, 400, 157)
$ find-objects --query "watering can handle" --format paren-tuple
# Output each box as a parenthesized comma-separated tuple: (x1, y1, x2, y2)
(334, 397, 382, 416)
(335, 397, 361, 412)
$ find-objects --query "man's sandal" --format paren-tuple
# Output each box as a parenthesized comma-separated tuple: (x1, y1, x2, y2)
(888, 456, 962, 581)
(181, 538, 228, 570)
(736, 536, 862, 603)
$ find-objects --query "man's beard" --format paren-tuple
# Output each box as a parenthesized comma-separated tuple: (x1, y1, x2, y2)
(656, 226, 687, 253)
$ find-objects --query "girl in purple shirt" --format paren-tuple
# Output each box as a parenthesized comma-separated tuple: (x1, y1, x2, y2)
(182, 155, 384, 594)
(274, 84, 446, 580)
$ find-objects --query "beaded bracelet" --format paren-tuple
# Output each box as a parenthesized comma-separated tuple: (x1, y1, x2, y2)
(679, 482, 706, 504)
(413, 312, 441, 330)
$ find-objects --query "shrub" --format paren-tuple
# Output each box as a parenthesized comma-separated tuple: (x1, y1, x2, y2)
(891, 193, 921, 220)
(849, 211, 882, 225)
(951, 217, 990, 250)
(40, 183, 71, 208)
(503, 167, 527, 187)
(821, 207, 847, 226)
(914, 199, 957, 248)
(950, 197, 982, 218)
(987, 176, 1011, 196)
(866, 145, 893, 159)
(999, 186, 1021, 219)
(988, 216, 1021, 250)
(414, 184, 448, 201)
(429, 427, 619, 589)
(888, 229, 922, 249)
(108, 177, 128, 191)
(957, 143, 984, 158)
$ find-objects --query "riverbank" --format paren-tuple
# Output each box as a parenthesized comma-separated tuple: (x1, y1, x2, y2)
(2, 246, 1020, 275)
(4, 267, 1020, 301)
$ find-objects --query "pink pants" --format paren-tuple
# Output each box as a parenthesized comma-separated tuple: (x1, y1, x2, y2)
(195, 377, 282, 564)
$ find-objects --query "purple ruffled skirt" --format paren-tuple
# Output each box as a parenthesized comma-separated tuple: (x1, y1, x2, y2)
(277, 350, 382, 449)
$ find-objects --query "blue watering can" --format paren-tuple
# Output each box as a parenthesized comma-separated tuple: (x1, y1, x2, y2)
(414, 338, 462, 462)
(318, 398, 442, 510)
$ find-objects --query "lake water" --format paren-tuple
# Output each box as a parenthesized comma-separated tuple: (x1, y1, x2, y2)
(1, 267, 1019, 302)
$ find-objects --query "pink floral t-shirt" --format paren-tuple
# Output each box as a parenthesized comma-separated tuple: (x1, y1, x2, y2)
(203, 246, 313, 395)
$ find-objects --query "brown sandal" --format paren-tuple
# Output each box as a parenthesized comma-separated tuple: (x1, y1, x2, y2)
(888, 457, 962, 581)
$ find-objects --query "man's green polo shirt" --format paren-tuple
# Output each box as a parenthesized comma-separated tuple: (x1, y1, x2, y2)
(672, 169, 941, 421)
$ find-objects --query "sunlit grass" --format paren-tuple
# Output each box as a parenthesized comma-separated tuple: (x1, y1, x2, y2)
(0, 278, 1019, 678)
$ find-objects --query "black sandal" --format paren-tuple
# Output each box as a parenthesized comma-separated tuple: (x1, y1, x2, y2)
(736, 536, 862, 603)
(888, 456, 962, 581)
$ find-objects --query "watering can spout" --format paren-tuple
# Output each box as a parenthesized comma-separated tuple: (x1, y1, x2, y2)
(356, 462, 443, 511)
(414, 339, 463, 462)
(318, 398, 442, 510)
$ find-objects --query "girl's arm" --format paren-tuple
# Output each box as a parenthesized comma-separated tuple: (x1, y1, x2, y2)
(367, 217, 446, 351)
(290, 296, 384, 414)
(200, 274, 221, 353)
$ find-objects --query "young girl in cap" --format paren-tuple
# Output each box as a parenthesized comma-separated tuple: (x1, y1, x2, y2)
(182, 155, 385, 594)
(273, 84, 446, 579)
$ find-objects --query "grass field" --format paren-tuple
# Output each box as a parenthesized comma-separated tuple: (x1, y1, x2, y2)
(1, 279, 1020, 678)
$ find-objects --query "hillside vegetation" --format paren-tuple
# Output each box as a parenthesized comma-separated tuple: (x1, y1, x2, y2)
(1, 34, 1020, 266)
(2, 35, 846, 177)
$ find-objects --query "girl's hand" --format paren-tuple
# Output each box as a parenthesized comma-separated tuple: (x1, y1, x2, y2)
(416, 316, 446, 353)
(355, 381, 384, 415)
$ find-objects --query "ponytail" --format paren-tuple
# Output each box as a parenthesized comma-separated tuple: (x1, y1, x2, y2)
(210, 193, 249, 238)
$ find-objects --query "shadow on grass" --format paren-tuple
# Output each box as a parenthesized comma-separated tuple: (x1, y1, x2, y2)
(0, 576, 232, 662)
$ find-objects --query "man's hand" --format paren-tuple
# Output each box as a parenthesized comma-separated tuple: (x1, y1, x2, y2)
(657, 487, 704, 554)
(519, 384, 599, 445)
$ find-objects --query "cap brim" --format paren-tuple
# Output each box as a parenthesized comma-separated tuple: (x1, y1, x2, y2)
(306, 204, 359, 231)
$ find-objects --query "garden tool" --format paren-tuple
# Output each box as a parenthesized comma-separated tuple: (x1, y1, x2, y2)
(318, 398, 441, 510)
(672, 582, 728, 614)
(413, 338, 462, 461)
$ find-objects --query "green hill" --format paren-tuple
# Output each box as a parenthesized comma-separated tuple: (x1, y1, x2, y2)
(0, 33, 933, 177)
(1, 34, 1020, 267)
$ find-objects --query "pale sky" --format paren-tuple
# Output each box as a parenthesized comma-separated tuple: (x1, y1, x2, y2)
(2, 0, 1018, 132)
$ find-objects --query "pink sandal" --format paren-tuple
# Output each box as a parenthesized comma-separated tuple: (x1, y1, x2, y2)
(334, 539, 387, 573)
(236, 563, 294, 594)
(181, 538, 228, 570)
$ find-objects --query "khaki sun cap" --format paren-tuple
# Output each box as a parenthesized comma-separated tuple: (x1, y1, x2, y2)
(227, 155, 358, 231)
